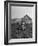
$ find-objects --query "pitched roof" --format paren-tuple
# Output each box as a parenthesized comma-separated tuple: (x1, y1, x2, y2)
(24, 15, 32, 20)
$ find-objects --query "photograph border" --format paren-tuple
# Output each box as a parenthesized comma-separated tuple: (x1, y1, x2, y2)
(4, 1, 37, 45)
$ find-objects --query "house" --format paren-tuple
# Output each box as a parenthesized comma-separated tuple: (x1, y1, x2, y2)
(22, 15, 32, 24)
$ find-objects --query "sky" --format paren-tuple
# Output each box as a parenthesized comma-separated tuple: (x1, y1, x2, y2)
(11, 5, 35, 19)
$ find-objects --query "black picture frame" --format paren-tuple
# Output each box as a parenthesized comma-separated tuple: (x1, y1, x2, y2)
(4, 1, 37, 45)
